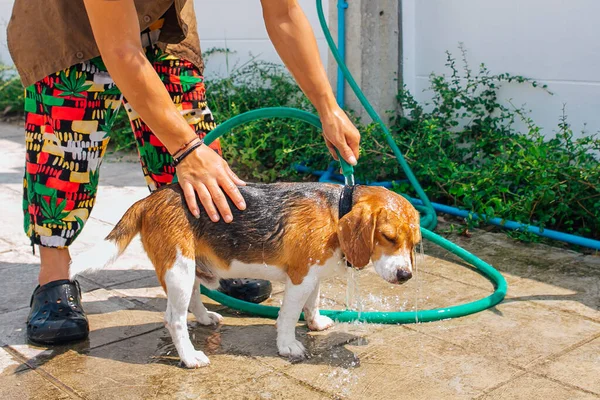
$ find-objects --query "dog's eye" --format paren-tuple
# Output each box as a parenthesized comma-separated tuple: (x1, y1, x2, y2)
(382, 233, 397, 244)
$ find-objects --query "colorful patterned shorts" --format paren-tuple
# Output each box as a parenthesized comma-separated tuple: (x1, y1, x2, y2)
(23, 38, 220, 248)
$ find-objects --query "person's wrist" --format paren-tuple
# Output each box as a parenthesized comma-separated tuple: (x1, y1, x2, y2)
(312, 92, 339, 116)
(172, 138, 204, 167)
(171, 136, 200, 158)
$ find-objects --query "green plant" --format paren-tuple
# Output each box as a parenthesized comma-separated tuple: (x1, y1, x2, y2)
(107, 107, 136, 151)
(205, 51, 329, 181)
(386, 45, 599, 240)
(0, 66, 24, 115)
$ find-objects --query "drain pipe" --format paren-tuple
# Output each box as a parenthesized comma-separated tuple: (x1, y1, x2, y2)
(411, 199, 600, 251)
(336, 0, 348, 106)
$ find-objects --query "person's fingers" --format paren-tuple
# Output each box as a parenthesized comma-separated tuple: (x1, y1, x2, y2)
(324, 138, 339, 161)
(226, 165, 246, 186)
(346, 128, 361, 160)
(206, 181, 233, 223)
(181, 181, 200, 218)
(334, 139, 357, 166)
(219, 175, 246, 211)
(194, 182, 219, 222)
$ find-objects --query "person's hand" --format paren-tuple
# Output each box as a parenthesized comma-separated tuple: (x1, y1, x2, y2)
(175, 145, 246, 223)
(319, 105, 360, 166)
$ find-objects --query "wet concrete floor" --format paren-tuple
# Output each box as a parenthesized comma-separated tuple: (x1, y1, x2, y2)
(1, 123, 599, 399)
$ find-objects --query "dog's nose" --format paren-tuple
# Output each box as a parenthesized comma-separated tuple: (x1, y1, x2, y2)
(396, 269, 412, 283)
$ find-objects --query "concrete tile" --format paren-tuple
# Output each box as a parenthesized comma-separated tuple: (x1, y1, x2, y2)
(215, 314, 378, 370)
(107, 275, 167, 311)
(79, 288, 165, 350)
(320, 266, 491, 313)
(74, 237, 156, 289)
(0, 123, 25, 139)
(0, 346, 21, 374)
(0, 238, 14, 254)
(227, 372, 332, 400)
(507, 275, 600, 322)
(428, 226, 581, 280)
(419, 254, 511, 290)
(0, 349, 70, 400)
(108, 277, 227, 316)
(99, 156, 146, 185)
(0, 308, 55, 360)
(0, 262, 38, 313)
(480, 373, 598, 400)
(0, 137, 25, 185)
(408, 301, 600, 368)
(0, 187, 32, 251)
(0, 288, 165, 360)
(433, 228, 600, 322)
(537, 336, 600, 395)
(88, 186, 148, 225)
(285, 326, 521, 399)
(66, 216, 115, 252)
(0, 248, 38, 266)
(31, 328, 274, 400)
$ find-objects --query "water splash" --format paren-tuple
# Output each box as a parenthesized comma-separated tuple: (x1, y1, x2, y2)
(416, 240, 426, 369)
(319, 366, 362, 397)
(345, 267, 363, 320)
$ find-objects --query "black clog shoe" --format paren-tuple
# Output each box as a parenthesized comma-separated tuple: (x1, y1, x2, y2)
(218, 278, 272, 304)
(27, 279, 89, 345)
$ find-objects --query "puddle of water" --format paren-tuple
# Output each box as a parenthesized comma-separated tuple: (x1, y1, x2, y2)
(319, 365, 363, 398)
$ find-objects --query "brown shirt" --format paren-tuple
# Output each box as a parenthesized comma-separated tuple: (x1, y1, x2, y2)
(7, 0, 204, 87)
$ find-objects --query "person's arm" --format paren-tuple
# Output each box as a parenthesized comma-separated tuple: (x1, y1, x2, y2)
(83, 0, 245, 223)
(260, 0, 360, 165)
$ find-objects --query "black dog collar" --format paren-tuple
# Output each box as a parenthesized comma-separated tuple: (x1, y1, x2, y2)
(338, 185, 356, 268)
(338, 184, 355, 220)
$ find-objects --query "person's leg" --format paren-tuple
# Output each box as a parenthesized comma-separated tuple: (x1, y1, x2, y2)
(122, 46, 271, 303)
(24, 58, 121, 343)
(38, 247, 71, 285)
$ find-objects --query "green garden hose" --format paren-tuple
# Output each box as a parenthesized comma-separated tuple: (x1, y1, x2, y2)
(198, 0, 507, 323)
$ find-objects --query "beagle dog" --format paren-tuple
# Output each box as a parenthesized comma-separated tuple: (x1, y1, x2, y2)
(70, 182, 421, 368)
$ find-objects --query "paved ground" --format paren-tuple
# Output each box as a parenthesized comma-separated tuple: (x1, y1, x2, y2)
(0, 122, 599, 400)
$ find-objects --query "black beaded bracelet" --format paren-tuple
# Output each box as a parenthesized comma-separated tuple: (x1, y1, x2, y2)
(172, 138, 204, 167)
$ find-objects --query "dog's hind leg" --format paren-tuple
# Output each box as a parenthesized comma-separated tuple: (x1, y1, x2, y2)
(277, 273, 319, 361)
(164, 251, 210, 368)
(303, 285, 334, 332)
(189, 278, 223, 326)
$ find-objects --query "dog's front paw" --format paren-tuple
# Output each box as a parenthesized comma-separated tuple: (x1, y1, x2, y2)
(179, 350, 211, 368)
(278, 339, 307, 361)
(307, 315, 334, 331)
(196, 311, 223, 326)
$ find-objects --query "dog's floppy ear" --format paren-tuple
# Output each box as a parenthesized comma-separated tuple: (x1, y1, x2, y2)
(337, 204, 378, 268)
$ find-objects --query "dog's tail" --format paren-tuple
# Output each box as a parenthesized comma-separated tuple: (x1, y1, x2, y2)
(69, 198, 146, 279)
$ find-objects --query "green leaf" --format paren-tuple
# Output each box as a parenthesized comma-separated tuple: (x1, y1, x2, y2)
(56, 198, 67, 215)
(54, 83, 69, 92)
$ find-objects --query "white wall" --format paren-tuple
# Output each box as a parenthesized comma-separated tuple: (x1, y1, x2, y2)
(402, 0, 600, 139)
(0, 0, 13, 66)
(0, 0, 330, 78)
(195, 0, 330, 78)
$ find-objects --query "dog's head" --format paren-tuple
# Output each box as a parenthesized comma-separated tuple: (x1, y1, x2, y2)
(337, 187, 421, 284)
